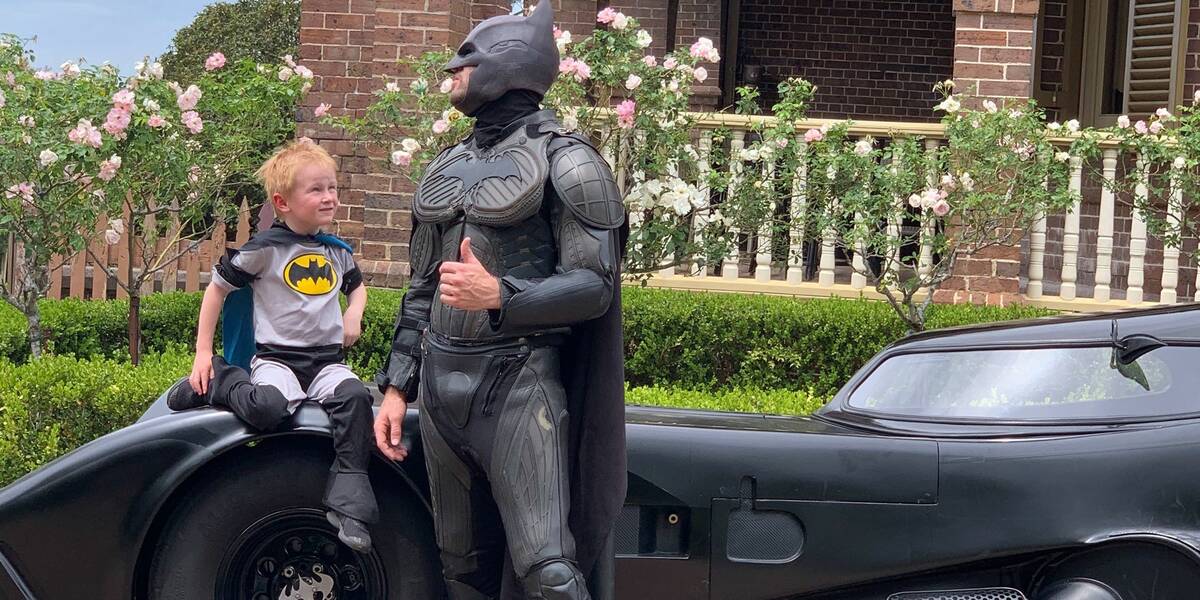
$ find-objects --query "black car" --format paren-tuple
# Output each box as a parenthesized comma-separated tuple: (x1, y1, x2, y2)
(4, 304, 1200, 600)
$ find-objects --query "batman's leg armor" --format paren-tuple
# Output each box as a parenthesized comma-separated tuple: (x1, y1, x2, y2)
(487, 347, 589, 600)
(420, 380, 507, 599)
(420, 338, 588, 600)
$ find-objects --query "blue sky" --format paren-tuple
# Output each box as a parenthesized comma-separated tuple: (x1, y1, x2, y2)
(0, 0, 214, 73)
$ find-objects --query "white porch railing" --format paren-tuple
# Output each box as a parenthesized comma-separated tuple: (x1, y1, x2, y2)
(612, 113, 1197, 312)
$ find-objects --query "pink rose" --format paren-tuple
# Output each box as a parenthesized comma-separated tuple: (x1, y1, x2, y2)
(97, 155, 122, 182)
(147, 114, 167, 128)
(68, 119, 103, 148)
(111, 88, 135, 110)
(102, 107, 132, 136)
(315, 103, 331, 117)
(643, 55, 657, 67)
(615, 99, 636, 129)
(432, 119, 449, 134)
(182, 111, 204, 134)
(775, 138, 788, 148)
(663, 57, 678, 70)
(176, 85, 202, 111)
(1149, 121, 1163, 134)
(205, 52, 226, 71)
(34, 70, 57, 81)
(391, 150, 413, 167)
(690, 37, 715, 59)
(597, 7, 617, 24)
(932, 199, 950, 217)
(803, 128, 824, 143)
(1134, 120, 1148, 134)
(693, 66, 708, 82)
(4, 182, 34, 202)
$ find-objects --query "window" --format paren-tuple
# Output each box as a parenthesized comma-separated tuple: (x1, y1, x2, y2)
(847, 345, 1200, 422)
(1037, 0, 1189, 125)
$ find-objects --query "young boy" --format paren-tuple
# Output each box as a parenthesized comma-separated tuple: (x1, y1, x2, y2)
(165, 140, 378, 552)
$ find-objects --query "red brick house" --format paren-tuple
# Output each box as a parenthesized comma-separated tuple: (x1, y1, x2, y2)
(298, 0, 1200, 311)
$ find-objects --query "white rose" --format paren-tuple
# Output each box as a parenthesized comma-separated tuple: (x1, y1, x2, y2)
(401, 138, 421, 152)
(983, 100, 998, 113)
(625, 74, 642, 90)
(1065, 119, 1080, 133)
(1117, 115, 1130, 128)
(1174, 156, 1187, 170)
(612, 13, 629, 30)
(636, 30, 652, 48)
(1055, 151, 1071, 162)
(39, 149, 59, 168)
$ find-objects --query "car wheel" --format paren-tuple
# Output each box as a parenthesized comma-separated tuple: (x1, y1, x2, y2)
(146, 440, 442, 599)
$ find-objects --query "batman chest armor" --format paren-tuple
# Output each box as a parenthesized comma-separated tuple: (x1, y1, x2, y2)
(414, 128, 552, 227)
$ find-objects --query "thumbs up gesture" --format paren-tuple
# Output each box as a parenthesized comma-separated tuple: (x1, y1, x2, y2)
(438, 237, 501, 310)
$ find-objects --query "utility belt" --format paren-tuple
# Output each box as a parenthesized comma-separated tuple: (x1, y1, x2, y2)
(422, 329, 568, 355)
(419, 330, 566, 427)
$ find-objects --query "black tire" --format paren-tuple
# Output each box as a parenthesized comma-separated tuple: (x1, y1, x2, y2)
(147, 438, 442, 599)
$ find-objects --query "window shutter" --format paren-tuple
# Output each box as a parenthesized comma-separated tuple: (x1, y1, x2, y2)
(1123, 0, 1188, 117)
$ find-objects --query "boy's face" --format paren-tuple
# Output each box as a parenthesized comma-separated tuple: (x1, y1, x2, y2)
(275, 163, 338, 234)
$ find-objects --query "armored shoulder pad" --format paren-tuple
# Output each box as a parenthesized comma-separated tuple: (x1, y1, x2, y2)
(549, 137, 625, 230)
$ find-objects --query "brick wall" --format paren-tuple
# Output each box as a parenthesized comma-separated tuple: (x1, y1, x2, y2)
(1184, 0, 1200, 104)
(952, 0, 1036, 101)
(936, 0, 1039, 306)
(1038, 0, 1066, 95)
(736, 0, 955, 121)
(298, 0, 456, 288)
(604, 0, 723, 108)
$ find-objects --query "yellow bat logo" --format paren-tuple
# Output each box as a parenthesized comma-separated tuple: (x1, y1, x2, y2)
(284, 253, 338, 295)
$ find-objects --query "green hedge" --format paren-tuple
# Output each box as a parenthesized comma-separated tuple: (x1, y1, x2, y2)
(0, 348, 831, 486)
(621, 288, 1056, 396)
(0, 288, 1056, 397)
(0, 352, 192, 486)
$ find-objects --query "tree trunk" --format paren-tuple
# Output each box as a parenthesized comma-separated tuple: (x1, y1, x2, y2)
(24, 297, 43, 359)
(18, 244, 49, 359)
(128, 293, 142, 365)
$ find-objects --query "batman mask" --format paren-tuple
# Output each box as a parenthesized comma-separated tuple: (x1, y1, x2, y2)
(444, 1, 559, 117)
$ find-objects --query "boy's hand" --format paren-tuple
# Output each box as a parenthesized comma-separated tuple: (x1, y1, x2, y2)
(374, 388, 409, 461)
(189, 353, 215, 395)
(343, 313, 362, 347)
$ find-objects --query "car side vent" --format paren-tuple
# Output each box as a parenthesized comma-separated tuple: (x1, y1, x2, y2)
(725, 507, 803, 563)
(887, 588, 1027, 600)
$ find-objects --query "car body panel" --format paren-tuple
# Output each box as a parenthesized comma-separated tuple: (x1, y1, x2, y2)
(6, 304, 1200, 598)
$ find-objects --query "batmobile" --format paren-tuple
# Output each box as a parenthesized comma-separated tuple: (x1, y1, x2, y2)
(4, 304, 1200, 600)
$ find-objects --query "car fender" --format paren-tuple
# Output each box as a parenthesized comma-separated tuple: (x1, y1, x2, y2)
(0, 398, 428, 599)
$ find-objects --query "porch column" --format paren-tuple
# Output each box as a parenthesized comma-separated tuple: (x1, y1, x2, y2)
(938, 0, 1039, 306)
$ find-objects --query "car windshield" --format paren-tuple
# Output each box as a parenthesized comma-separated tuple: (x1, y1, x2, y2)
(847, 345, 1200, 422)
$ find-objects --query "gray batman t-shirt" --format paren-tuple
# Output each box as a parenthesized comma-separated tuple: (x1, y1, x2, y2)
(211, 224, 363, 348)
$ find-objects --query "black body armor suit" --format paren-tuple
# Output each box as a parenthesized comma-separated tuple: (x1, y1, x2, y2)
(378, 106, 624, 600)
(378, 4, 627, 597)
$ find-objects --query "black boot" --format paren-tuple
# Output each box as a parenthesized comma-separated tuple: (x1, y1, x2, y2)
(326, 510, 373, 553)
(166, 376, 209, 411)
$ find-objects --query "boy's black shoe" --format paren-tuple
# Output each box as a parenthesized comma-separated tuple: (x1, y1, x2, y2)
(326, 510, 373, 553)
(165, 377, 209, 411)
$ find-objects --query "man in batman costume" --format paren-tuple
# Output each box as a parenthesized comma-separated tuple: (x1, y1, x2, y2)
(373, 3, 627, 599)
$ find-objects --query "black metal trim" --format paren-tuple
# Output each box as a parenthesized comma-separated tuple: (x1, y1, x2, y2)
(0, 548, 36, 600)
